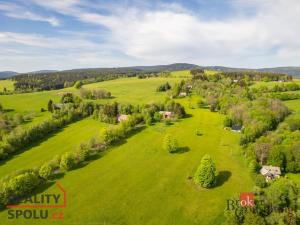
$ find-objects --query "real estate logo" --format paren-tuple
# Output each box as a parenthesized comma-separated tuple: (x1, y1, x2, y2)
(6, 182, 66, 220)
(239, 192, 254, 207)
(226, 192, 263, 217)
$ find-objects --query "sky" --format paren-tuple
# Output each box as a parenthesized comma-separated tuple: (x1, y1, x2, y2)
(0, 0, 300, 72)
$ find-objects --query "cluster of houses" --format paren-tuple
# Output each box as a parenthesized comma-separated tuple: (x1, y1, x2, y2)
(117, 111, 174, 123)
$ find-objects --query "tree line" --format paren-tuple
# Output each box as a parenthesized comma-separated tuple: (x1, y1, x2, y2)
(12, 68, 160, 91)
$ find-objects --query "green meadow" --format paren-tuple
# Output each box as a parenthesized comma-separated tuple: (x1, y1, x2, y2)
(0, 80, 14, 91)
(0, 73, 255, 224)
(0, 77, 182, 113)
(0, 98, 253, 225)
(0, 118, 106, 179)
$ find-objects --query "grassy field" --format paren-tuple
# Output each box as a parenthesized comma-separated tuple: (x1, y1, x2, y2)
(170, 70, 191, 78)
(0, 80, 14, 91)
(0, 99, 253, 225)
(83, 77, 182, 104)
(0, 77, 182, 113)
(251, 79, 300, 89)
(0, 118, 106, 180)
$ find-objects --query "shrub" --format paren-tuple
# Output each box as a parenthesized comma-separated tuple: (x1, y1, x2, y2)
(74, 80, 83, 89)
(163, 134, 178, 153)
(285, 116, 300, 131)
(102, 126, 125, 144)
(194, 154, 217, 188)
(254, 174, 267, 188)
(76, 144, 90, 162)
(0, 170, 42, 205)
(60, 152, 76, 171)
(39, 163, 53, 180)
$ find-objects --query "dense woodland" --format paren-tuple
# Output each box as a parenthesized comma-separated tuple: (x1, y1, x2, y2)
(190, 71, 300, 224)
(12, 68, 159, 91)
(191, 69, 293, 81)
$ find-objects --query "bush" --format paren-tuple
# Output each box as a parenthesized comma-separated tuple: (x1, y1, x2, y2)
(102, 126, 125, 144)
(163, 134, 178, 153)
(0, 170, 42, 205)
(39, 163, 53, 180)
(285, 116, 300, 131)
(76, 144, 90, 162)
(60, 152, 76, 171)
(194, 154, 217, 188)
(74, 80, 83, 89)
(254, 174, 267, 188)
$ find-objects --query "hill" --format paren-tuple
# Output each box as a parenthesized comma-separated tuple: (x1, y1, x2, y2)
(0, 71, 18, 79)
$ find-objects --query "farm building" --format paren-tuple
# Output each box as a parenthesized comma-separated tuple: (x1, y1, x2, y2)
(260, 165, 281, 181)
(231, 125, 242, 132)
(179, 92, 187, 97)
(159, 111, 173, 119)
(53, 103, 64, 110)
(117, 114, 129, 122)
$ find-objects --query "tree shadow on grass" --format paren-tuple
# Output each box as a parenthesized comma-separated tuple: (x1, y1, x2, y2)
(215, 171, 231, 187)
(3, 109, 14, 113)
(184, 114, 193, 119)
(172, 146, 190, 154)
(0, 130, 63, 167)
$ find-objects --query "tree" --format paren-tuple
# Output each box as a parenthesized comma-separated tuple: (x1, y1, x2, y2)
(0, 102, 3, 111)
(39, 163, 53, 179)
(163, 134, 178, 153)
(194, 154, 217, 188)
(74, 80, 83, 89)
(267, 147, 284, 168)
(243, 211, 265, 225)
(255, 143, 272, 165)
(60, 152, 76, 171)
(48, 99, 54, 112)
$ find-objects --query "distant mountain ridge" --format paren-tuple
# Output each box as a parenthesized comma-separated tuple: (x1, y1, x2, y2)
(0, 71, 19, 79)
(2, 63, 300, 79)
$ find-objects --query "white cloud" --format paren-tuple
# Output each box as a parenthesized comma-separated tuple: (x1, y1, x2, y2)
(0, 2, 60, 26)
(1, 0, 300, 71)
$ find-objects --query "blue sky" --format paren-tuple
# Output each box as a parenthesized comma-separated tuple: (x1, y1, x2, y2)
(0, 0, 299, 72)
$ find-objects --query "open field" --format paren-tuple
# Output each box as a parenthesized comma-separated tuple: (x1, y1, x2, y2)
(0, 118, 105, 180)
(170, 70, 191, 78)
(251, 79, 300, 89)
(0, 80, 14, 91)
(0, 77, 183, 113)
(0, 100, 253, 225)
(83, 77, 183, 104)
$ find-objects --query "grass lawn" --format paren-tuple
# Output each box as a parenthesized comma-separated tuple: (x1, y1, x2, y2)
(0, 101, 253, 225)
(0, 118, 106, 180)
(0, 80, 14, 91)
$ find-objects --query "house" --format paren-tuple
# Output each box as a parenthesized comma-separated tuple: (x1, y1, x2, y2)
(117, 114, 129, 122)
(57, 92, 72, 96)
(159, 111, 173, 119)
(260, 165, 281, 181)
(231, 125, 242, 132)
(179, 92, 187, 97)
(233, 79, 238, 83)
(53, 103, 64, 110)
